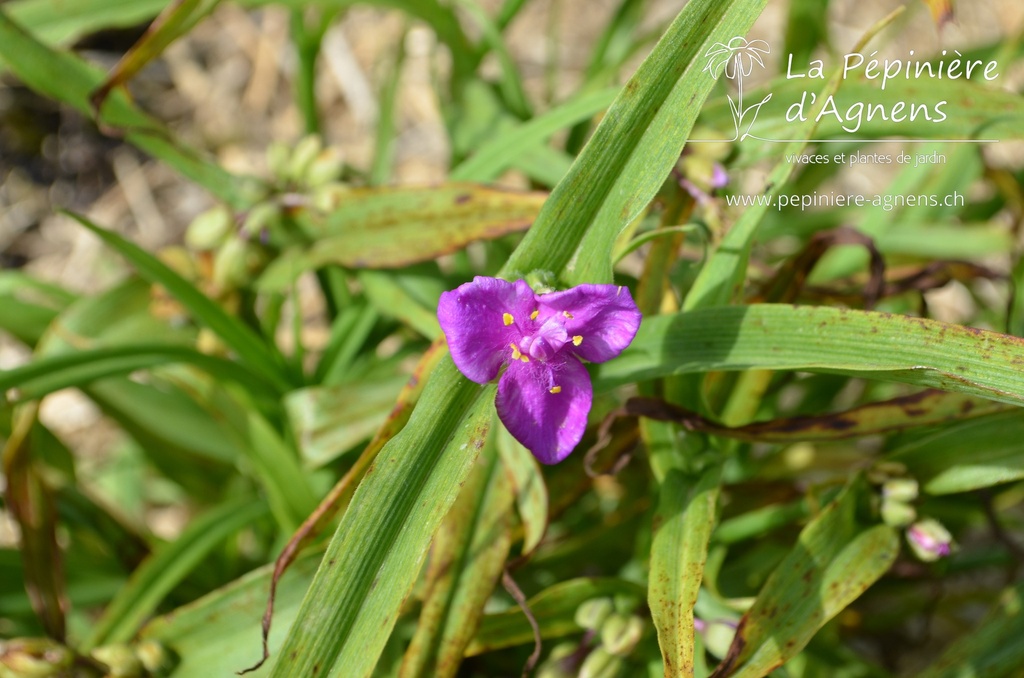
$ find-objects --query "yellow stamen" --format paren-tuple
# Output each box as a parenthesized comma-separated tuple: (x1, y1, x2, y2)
(563, 311, 574, 319)
(503, 312, 514, 326)
(510, 343, 522, 360)
(530, 310, 539, 320)
(521, 355, 530, 363)
(549, 386, 562, 394)
(572, 335, 583, 346)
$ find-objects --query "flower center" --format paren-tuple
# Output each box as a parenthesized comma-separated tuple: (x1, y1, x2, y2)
(517, 314, 569, 362)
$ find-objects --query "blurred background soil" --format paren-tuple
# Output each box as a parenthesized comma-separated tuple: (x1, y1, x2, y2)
(0, 0, 1022, 518)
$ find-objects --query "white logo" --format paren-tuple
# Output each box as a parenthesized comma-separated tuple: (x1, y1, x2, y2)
(703, 37, 773, 141)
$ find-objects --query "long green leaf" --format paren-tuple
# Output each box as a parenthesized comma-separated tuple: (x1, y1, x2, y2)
(651, 466, 720, 678)
(496, 428, 549, 557)
(594, 304, 1024, 407)
(269, 3, 767, 674)
(399, 430, 514, 678)
(449, 88, 618, 182)
(269, 366, 493, 678)
(0, 344, 280, 403)
(4, 0, 167, 46)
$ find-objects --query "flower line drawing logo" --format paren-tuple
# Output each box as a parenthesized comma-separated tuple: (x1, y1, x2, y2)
(703, 36, 773, 141)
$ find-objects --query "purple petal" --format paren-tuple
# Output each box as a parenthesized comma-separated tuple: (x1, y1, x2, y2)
(437, 277, 534, 383)
(496, 357, 592, 464)
(535, 284, 642, 363)
(710, 162, 729, 190)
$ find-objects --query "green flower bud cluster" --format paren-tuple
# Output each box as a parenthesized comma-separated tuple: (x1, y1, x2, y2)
(0, 639, 173, 678)
(181, 134, 348, 296)
(870, 463, 954, 561)
(870, 462, 918, 528)
(535, 596, 648, 678)
(183, 203, 271, 296)
(266, 135, 347, 213)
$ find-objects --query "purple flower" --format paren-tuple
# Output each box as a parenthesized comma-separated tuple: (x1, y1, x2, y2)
(438, 276, 641, 464)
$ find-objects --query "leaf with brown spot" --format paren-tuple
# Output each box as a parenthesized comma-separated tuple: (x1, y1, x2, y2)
(709, 477, 898, 678)
(650, 465, 721, 678)
(595, 305, 1024, 409)
(615, 390, 1006, 444)
(399, 423, 514, 678)
(259, 184, 547, 290)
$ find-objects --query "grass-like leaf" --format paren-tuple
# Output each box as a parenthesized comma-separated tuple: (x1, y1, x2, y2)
(595, 304, 1024, 407)
(65, 212, 294, 392)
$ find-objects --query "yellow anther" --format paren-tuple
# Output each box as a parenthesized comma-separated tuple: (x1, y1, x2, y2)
(503, 312, 514, 326)
(572, 335, 583, 346)
(549, 386, 562, 394)
(510, 343, 530, 363)
(563, 311, 574, 319)
(530, 310, 539, 320)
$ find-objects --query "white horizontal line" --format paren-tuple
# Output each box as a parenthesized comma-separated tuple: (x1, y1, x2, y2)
(689, 138, 1000, 144)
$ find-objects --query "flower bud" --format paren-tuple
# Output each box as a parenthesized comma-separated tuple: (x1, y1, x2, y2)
(907, 519, 954, 561)
(212, 237, 264, 291)
(578, 647, 625, 678)
(882, 478, 919, 503)
(304, 148, 344, 187)
(575, 598, 614, 631)
(880, 499, 916, 528)
(286, 135, 323, 183)
(266, 141, 291, 180)
(185, 206, 234, 251)
(91, 644, 142, 677)
(600, 613, 644, 657)
(0, 639, 73, 677)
